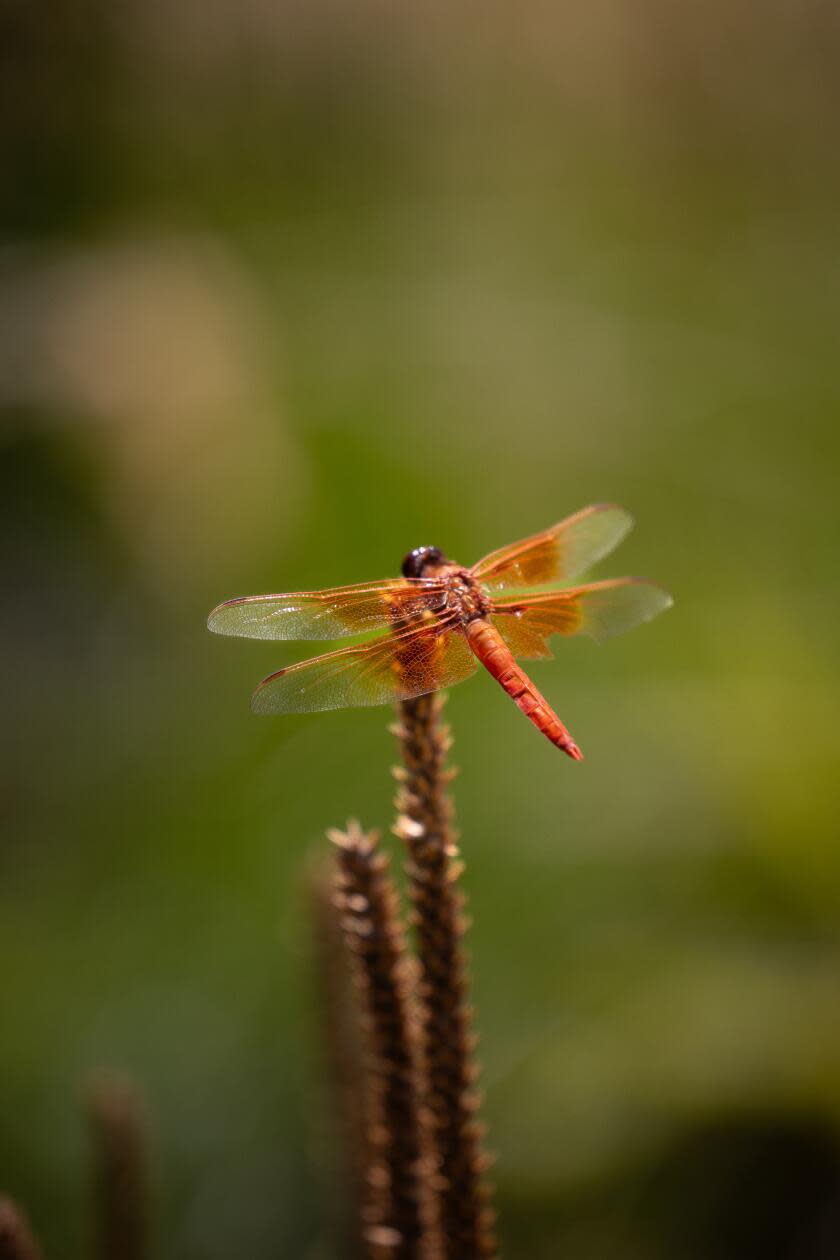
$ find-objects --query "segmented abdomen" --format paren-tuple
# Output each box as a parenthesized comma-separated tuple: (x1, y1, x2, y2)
(465, 619, 582, 759)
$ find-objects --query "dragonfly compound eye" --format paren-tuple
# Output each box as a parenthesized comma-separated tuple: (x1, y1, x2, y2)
(401, 546, 445, 578)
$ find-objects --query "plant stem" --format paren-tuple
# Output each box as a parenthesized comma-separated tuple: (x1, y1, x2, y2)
(329, 821, 426, 1259)
(86, 1073, 149, 1260)
(393, 694, 497, 1259)
(0, 1198, 43, 1260)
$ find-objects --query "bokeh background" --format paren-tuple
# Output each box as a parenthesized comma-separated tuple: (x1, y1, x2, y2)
(3, 2, 840, 1256)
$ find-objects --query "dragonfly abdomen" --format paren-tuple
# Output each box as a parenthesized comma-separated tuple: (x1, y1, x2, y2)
(465, 619, 583, 760)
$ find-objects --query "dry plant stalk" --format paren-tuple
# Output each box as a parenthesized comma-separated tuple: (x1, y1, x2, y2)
(393, 693, 497, 1259)
(310, 861, 371, 1259)
(86, 1073, 149, 1260)
(0, 1199, 43, 1260)
(329, 821, 426, 1259)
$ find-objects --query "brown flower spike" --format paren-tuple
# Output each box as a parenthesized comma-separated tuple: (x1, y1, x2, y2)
(310, 861, 372, 1259)
(393, 694, 498, 1260)
(329, 822, 427, 1259)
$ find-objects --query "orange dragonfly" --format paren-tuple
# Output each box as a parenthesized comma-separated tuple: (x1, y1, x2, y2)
(207, 504, 671, 760)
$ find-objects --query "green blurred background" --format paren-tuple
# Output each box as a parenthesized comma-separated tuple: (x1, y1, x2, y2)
(2, 1, 840, 1255)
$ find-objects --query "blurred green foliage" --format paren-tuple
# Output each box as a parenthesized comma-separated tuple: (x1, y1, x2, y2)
(2, 1, 840, 1256)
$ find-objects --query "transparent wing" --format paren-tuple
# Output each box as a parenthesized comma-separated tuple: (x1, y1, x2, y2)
(491, 578, 672, 656)
(471, 504, 633, 593)
(208, 578, 446, 641)
(251, 615, 477, 713)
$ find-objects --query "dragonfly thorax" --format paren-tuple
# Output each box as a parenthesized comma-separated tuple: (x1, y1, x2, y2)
(439, 565, 491, 623)
(401, 546, 490, 622)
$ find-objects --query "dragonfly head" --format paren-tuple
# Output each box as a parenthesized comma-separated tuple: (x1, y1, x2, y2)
(402, 545, 447, 578)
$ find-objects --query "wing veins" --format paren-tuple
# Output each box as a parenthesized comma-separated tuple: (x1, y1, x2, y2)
(252, 609, 463, 705)
(472, 503, 633, 590)
(208, 577, 447, 641)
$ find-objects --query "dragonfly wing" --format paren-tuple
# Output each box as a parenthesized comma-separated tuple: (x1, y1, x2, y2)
(492, 578, 672, 655)
(471, 504, 633, 593)
(208, 579, 446, 640)
(251, 615, 477, 713)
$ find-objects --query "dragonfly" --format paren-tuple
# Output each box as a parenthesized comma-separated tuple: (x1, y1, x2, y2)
(207, 504, 672, 760)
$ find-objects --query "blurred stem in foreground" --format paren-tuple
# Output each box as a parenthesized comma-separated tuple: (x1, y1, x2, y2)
(328, 822, 426, 1260)
(86, 1072, 150, 1260)
(310, 858, 372, 1260)
(393, 694, 497, 1260)
(0, 1198, 43, 1260)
